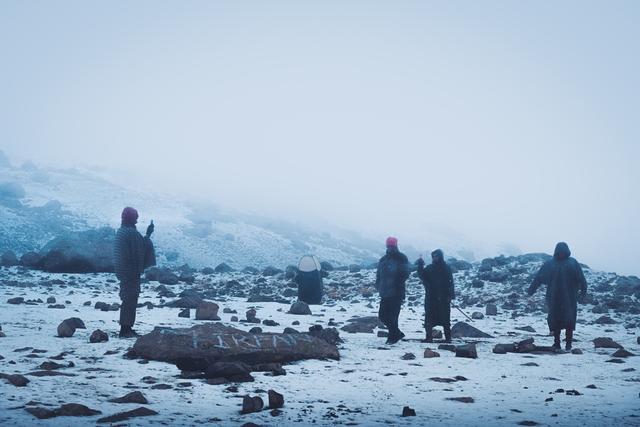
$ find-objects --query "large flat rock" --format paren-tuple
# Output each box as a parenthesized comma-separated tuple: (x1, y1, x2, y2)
(131, 323, 339, 368)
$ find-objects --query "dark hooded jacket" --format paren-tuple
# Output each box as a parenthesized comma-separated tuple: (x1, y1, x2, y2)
(375, 247, 410, 299)
(527, 242, 587, 331)
(417, 249, 455, 327)
(295, 270, 323, 305)
(113, 224, 156, 284)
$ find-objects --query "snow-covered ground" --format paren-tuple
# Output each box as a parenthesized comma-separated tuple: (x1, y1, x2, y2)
(1, 265, 638, 426)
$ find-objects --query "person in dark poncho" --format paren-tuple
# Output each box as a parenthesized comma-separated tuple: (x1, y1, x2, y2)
(294, 255, 324, 305)
(527, 242, 587, 350)
(113, 207, 156, 338)
(417, 249, 455, 343)
(375, 237, 410, 345)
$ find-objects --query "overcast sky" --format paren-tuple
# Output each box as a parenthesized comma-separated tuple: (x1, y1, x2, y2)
(1, 1, 638, 275)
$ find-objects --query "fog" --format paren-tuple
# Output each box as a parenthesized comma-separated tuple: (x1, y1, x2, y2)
(1, 1, 639, 275)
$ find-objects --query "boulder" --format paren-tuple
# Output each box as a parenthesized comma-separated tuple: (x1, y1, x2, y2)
(89, 329, 109, 343)
(451, 322, 493, 338)
(7, 297, 24, 305)
(241, 395, 264, 414)
(402, 406, 416, 417)
(485, 304, 498, 316)
(340, 316, 384, 334)
(268, 389, 284, 409)
(204, 362, 253, 381)
(593, 337, 623, 349)
(130, 323, 340, 369)
(109, 391, 149, 404)
(40, 227, 116, 273)
(423, 348, 440, 358)
(25, 403, 101, 419)
(97, 407, 157, 424)
(0, 250, 19, 267)
(262, 266, 283, 276)
(246, 308, 259, 323)
(20, 251, 43, 269)
(57, 317, 87, 338)
(320, 261, 334, 271)
(455, 343, 478, 359)
(195, 302, 221, 321)
(594, 315, 617, 325)
(145, 267, 179, 285)
(289, 301, 312, 315)
(0, 373, 30, 387)
(178, 309, 190, 318)
(214, 263, 235, 274)
(471, 312, 484, 320)
(612, 348, 635, 358)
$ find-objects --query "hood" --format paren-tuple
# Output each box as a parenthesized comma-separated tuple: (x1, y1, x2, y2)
(553, 242, 571, 260)
(386, 247, 399, 256)
(431, 249, 444, 263)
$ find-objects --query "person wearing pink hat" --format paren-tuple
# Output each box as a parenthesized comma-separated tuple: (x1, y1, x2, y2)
(113, 207, 156, 338)
(375, 237, 410, 344)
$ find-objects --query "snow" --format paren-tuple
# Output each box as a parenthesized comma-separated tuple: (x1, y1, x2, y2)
(1, 267, 638, 426)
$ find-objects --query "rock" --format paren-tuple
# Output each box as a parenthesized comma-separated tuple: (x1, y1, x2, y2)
(0, 250, 19, 267)
(485, 304, 498, 316)
(246, 309, 259, 323)
(612, 348, 635, 358)
(57, 321, 76, 338)
(593, 337, 623, 349)
(40, 227, 116, 273)
(109, 391, 149, 404)
(263, 319, 279, 327)
(402, 406, 416, 417)
(594, 315, 617, 325)
(446, 397, 474, 403)
(289, 301, 312, 315)
(178, 308, 190, 318)
(423, 349, 440, 358)
(493, 343, 516, 354)
(455, 344, 478, 359)
(231, 316, 239, 322)
(268, 389, 284, 409)
(637, 336, 640, 345)
(438, 344, 456, 352)
(471, 312, 484, 320)
(249, 327, 263, 334)
(195, 302, 221, 320)
(97, 407, 158, 423)
(348, 264, 361, 273)
(204, 362, 253, 381)
(340, 316, 384, 334)
(20, 251, 43, 269)
(94, 301, 119, 311)
(39, 361, 65, 370)
(130, 323, 340, 369)
(89, 329, 109, 343)
(377, 330, 388, 338)
(451, 322, 493, 338)
(308, 326, 343, 346)
(242, 395, 264, 414)
(7, 297, 24, 305)
(165, 296, 204, 309)
(0, 373, 30, 387)
(145, 267, 179, 285)
(571, 348, 583, 355)
(214, 263, 235, 273)
(46, 296, 56, 304)
(320, 261, 334, 271)
(242, 266, 260, 275)
(515, 326, 536, 333)
(401, 352, 416, 360)
(201, 267, 215, 275)
(262, 266, 283, 276)
(25, 403, 101, 419)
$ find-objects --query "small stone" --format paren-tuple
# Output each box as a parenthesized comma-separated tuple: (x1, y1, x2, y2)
(195, 302, 221, 321)
(485, 304, 498, 316)
(249, 327, 263, 334)
(263, 319, 279, 327)
(593, 337, 623, 349)
(57, 320, 76, 338)
(423, 348, 440, 358)
(46, 296, 56, 304)
(455, 343, 478, 359)
(268, 389, 284, 409)
(97, 407, 158, 423)
(289, 301, 312, 315)
(438, 344, 456, 352)
(471, 312, 484, 320)
(446, 397, 474, 403)
(89, 329, 109, 343)
(571, 348, 583, 355)
(241, 395, 264, 414)
(0, 373, 30, 387)
(401, 406, 416, 417)
(612, 348, 635, 358)
(109, 391, 149, 404)
(401, 352, 416, 360)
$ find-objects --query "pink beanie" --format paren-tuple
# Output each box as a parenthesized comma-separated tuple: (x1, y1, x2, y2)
(386, 237, 398, 247)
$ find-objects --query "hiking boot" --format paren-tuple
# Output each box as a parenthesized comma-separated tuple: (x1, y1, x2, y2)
(565, 342, 572, 351)
(119, 327, 140, 338)
(552, 341, 561, 351)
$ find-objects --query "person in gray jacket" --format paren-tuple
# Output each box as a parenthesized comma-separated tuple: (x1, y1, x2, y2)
(114, 207, 156, 338)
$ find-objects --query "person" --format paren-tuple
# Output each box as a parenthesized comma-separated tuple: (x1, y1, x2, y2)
(527, 242, 587, 351)
(113, 207, 156, 338)
(417, 249, 455, 343)
(294, 255, 324, 304)
(375, 237, 410, 345)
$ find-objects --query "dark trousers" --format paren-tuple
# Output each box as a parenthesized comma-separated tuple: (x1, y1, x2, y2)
(379, 296, 403, 339)
(119, 280, 140, 328)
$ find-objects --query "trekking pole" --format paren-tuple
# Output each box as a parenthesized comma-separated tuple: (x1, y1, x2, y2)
(452, 304, 474, 322)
